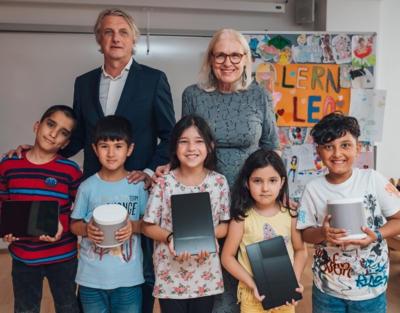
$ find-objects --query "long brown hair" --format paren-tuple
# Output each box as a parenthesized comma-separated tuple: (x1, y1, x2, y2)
(169, 115, 219, 173)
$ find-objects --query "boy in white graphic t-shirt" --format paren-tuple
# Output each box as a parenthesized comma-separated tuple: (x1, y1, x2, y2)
(297, 112, 400, 313)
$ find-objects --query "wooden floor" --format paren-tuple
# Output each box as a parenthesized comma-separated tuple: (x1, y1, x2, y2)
(0, 247, 399, 312)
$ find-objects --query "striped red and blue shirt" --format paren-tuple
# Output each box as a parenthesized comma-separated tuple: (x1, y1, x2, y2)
(0, 151, 84, 265)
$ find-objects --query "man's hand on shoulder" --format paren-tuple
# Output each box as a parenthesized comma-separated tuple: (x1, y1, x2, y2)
(127, 171, 152, 190)
(2, 144, 33, 159)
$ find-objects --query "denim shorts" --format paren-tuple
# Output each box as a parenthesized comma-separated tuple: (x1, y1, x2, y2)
(79, 284, 142, 313)
(312, 283, 386, 313)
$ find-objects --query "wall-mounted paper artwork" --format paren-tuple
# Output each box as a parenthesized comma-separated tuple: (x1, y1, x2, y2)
(340, 65, 374, 89)
(305, 127, 314, 144)
(353, 152, 374, 170)
(307, 34, 323, 63)
(257, 35, 279, 62)
(321, 34, 335, 63)
(288, 127, 307, 145)
(360, 141, 373, 153)
(291, 143, 316, 171)
(332, 34, 352, 64)
(352, 35, 376, 67)
(256, 63, 282, 107)
(269, 64, 350, 126)
(283, 149, 328, 198)
(349, 89, 386, 142)
(247, 35, 263, 63)
(278, 127, 293, 150)
(292, 34, 312, 63)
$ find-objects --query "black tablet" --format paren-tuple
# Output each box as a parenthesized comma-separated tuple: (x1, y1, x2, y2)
(0, 201, 59, 238)
(171, 192, 216, 255)
(246, 236, 302, 310)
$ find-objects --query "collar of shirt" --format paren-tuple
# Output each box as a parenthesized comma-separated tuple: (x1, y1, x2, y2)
(101, 57, 133, 80)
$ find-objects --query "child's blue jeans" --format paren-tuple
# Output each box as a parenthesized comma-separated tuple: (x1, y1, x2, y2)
(79, 284, 142, 313)
(12, 257, 78, 313)
(312, 283, 386, 313)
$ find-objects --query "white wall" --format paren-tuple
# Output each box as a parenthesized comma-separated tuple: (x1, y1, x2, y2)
(0, 1, 315, 32)
(327, 0, 380, 32)
(375, 0, 400, 180)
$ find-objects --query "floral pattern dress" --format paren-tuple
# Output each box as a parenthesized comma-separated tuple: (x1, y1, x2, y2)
(144, 170, 230, 299)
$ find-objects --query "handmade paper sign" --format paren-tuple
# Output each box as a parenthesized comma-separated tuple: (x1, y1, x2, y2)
(258, 63, 351, 126)
(349, 89, 386, 141)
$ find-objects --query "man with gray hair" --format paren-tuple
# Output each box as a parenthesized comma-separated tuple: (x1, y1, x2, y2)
(67, 8, 175, 312)
(6, 7, 175, 313)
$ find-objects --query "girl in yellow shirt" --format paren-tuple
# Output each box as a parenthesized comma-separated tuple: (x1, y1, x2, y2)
(221, 149, 307, 313)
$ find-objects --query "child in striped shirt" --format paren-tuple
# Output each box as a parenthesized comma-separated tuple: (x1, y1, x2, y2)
(1, 105, 84, 313)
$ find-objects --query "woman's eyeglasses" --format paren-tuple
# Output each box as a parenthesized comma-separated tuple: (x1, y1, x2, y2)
(210, 52, 246, 64)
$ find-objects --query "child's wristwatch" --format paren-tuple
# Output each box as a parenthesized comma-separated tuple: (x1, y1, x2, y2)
(374, 230, 382, 242)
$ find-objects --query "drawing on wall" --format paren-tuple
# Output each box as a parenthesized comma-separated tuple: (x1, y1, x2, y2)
(292, 34, 312, 63)
(287, 155, 298, 182)
(256, 63, 282, 107)
(360, 141, 373, 152)
(265, 35, 293, 65)
(349, 89, 386, 141)
(332, 34, 352, 64)
(307, 34, 323, 63)
(278, 127, 293, 150)
(289, 127, 307, 145)
(340, 65, 374, 89)
(282, 145, 328, 198)
(257, 35, 279, 62)
(321, 34, 335, 63)
(340, 65, 352, 88)
(352, 35, 376, 67)
(353, 152, 374, 170)
(248, 36, 262, 63)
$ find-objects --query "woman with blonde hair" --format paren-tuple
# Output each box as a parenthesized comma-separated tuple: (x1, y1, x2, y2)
(154, 28, 280, 312)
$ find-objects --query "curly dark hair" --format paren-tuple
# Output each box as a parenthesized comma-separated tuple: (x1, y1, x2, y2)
(310, 111, 360, 145)
(231, 149, 297, 222)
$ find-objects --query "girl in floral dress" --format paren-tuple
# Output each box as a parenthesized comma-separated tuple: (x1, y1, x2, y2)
(143, 115, 231, 313)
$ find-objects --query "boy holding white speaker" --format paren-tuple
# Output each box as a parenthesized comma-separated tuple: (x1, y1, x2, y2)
(296, 112, 400, 313)
(70, 116, 148, 313)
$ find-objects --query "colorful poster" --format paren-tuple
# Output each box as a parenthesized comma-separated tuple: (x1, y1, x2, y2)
(332, 34, 352, 64)
(260, 63, 351, 126)
(292, 143, 316, 171)
(282, 146, 328, 198)
(352, 35, 376, 67)
(321, 34, 335, 63)
(360, 141, 373, 152)
(288, 127, 307, 144)
(349, 89, 386, 142)
(353, 152, 374, 170)
(340, 65, 374, 89)
(307, 34, 323, 63)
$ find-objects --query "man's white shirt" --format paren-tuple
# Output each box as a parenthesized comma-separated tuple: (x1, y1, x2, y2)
(99, 58, 154, 178)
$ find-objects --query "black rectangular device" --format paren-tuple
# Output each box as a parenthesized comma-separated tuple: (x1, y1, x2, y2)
(0, 201, 59, 238)
(246, 236, 302, 310)
(171, 192, 216, 255)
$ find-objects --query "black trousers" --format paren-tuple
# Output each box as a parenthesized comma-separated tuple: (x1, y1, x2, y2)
(159, 296, 214, 313)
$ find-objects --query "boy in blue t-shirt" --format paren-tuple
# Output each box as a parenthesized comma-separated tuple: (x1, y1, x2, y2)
(70, 116, 148, 313)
